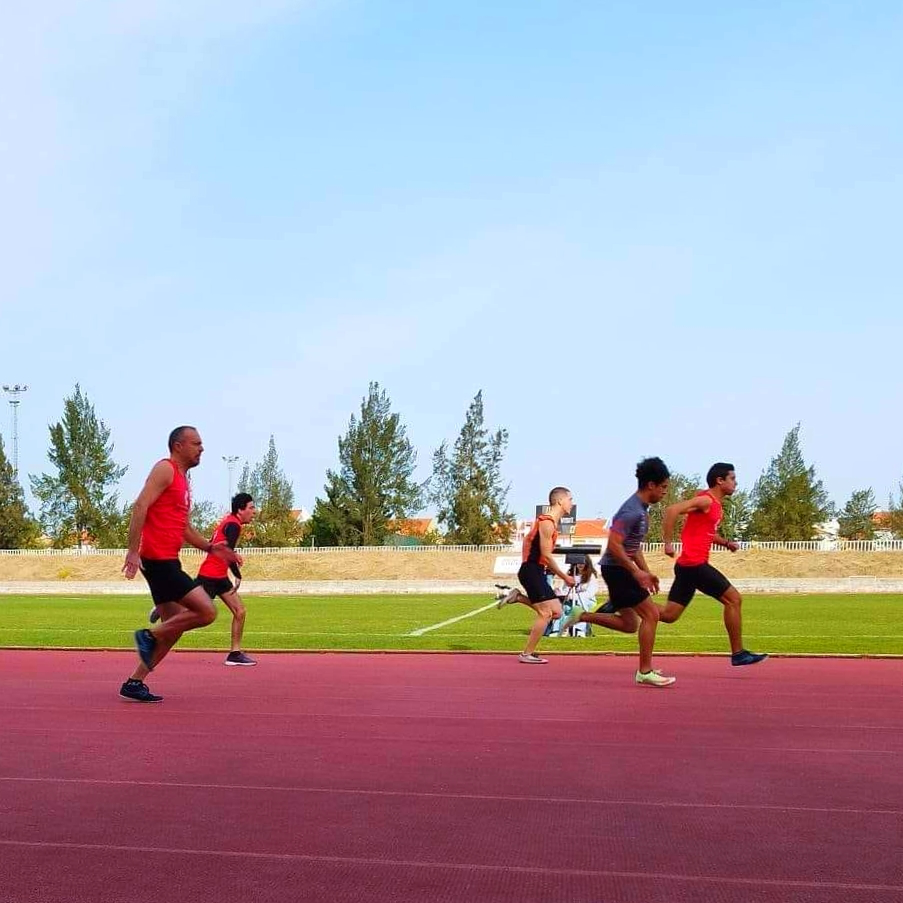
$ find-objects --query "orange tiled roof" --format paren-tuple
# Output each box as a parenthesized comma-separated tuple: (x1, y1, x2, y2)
(573, 519, 608, 537)
(387, 518, 435, 537)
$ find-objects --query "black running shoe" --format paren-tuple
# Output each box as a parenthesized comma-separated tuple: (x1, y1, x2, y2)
(134, 628, 157, 670)
(731, 649, 768, 666)
(598, 600, 616, 614)
(149, 606, 160, 624)
(119, 679, 163, 703)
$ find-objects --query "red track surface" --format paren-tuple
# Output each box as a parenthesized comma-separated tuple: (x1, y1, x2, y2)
(2, 650, 902, 903)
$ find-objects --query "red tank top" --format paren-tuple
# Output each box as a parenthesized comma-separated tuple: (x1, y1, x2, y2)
(198, 513, 242, 578)
(522, 514, 558, 567)
(140, 459, 191, 560)
(678, 490, 722, 566)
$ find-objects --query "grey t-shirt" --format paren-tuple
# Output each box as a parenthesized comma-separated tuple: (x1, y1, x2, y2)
(600, 494, 649, 567)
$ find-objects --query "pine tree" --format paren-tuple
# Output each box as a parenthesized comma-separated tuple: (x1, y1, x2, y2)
(0, 433, 40, 548)
(720, 489, 753, 542)
(888, 483, 903, 538)
(748, 425, 832, 541)
(308, 383, 423, 546)
(237, 436, 303, 547)
(432, 391, 514, 544)
(836, 489, 877, 540)
(189, 499, 221, 539)
(30, 385, 127, 548)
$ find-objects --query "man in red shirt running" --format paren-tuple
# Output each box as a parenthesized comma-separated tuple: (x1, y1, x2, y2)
(496, 487, 576, 664)
(660, 462, 767, 666)
(120, 426, 240, 702)
(196, 493, 257, 666)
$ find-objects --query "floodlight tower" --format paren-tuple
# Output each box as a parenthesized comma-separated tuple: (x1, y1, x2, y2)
(223, 455, 240, 502)
(2, 384, 28, 477)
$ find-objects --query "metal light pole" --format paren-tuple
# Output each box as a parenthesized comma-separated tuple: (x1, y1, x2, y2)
(222, 455, 240, 503)
(2, 384, 28, 477)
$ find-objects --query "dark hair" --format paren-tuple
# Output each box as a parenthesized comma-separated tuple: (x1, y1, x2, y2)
(231, 492, 254, 515)
(549, 486, 570, 506)
(168, 425, 197, 452)
(580, 555, 597, 581)
(706, 462, 735, 488)
(636, 456, 670, 488)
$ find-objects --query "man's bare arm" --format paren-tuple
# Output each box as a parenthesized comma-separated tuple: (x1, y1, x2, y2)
(539, 521, 574, 585)
(122, 462, 173, 578)
(184, 524, 241, 564)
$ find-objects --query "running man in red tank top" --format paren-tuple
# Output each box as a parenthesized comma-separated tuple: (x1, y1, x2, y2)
(660, 463, 767, 667)
(496, 487, 575, 664)
(195, 493, 257, 666)
(119, 426, 240, 702)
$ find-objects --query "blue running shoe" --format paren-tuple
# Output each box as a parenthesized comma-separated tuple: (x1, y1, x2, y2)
(119, 679, 163, 703)
(134, 628, 157, 670)
(731, 649, 768, 666)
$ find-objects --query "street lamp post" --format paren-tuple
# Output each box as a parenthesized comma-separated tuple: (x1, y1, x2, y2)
(222, 455, 240, 503)
(2, 384, 28, 477)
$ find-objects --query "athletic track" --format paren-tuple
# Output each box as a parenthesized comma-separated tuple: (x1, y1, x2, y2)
(2, 651, 902, 902)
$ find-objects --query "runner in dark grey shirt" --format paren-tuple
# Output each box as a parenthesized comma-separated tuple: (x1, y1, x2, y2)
(601, 494, 650, 567)
(560, 457, 676, 687)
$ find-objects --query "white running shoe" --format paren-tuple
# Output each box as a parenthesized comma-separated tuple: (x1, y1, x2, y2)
(496, 588, 520, 609)
(518, 653, 548, 664)
(635, 669, 676, 688)
(558, 609, 583, 636)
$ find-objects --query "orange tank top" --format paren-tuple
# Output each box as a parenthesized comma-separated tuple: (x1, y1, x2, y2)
(522, 514, 558, 567)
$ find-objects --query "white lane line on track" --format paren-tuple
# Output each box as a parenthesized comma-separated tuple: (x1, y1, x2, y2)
(1, 840, 900, 892)
(407, 600, 499, 636)
(2, 776, 903, 816)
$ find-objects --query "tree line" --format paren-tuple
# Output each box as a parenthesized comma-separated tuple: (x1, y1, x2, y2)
(1, 384, 901, 549)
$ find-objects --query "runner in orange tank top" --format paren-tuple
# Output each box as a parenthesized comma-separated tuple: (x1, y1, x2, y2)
(660, 463, 767, 667)
(496, 487, 575, 664)
(118, 426, 241, 702)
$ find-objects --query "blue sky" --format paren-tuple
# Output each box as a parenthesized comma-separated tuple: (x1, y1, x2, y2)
(2, 0, 901, 522)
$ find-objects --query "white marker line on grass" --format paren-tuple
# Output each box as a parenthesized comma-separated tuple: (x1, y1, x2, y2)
(408, 601, 499, 636)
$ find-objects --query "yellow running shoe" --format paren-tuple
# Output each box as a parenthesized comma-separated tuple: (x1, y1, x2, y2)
(635, 669, 676, 688)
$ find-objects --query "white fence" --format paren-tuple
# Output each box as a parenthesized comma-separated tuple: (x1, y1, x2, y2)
(2, 539, 903, 556)
(0, 544, 516, 557)
(643, 540, 903, 553)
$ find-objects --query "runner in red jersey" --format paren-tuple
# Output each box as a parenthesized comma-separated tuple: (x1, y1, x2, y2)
(196, 493, 257, 666)
(496, 487, 575, 664)
(660, 462, 767, 667)
(119, 426, 240, 702)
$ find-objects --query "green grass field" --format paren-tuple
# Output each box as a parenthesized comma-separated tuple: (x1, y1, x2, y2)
(0, 593, 901, 655)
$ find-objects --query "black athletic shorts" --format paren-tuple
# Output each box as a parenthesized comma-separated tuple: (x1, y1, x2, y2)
(599, 565, 650, 611)
(141, 558, 200, 605)
(197, 576, 235, 600)
(668, 563, 732, 607)
(518, 561, 558, 604)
